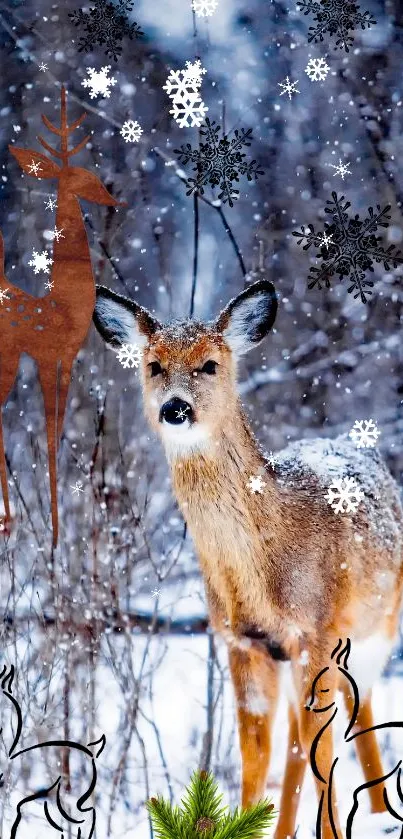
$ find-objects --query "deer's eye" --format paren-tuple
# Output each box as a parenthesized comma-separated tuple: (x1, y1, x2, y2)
(149, 361, 163, 377)
(201, 360, 217, 375)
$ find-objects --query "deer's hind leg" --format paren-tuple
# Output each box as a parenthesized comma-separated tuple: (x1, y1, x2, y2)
(229, 642, 279, 807)
(38, 363, 60, 547)
(274, 702, 308, 839)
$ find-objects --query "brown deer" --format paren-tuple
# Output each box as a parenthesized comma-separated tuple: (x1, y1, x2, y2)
(1, 86, 124, 546)
(92, 280, 403, 839)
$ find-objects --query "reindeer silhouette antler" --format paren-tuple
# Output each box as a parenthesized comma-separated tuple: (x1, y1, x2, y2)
(37, 86, 91, 167)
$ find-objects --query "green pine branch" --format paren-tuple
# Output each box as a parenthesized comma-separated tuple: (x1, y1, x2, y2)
(147, 770, 276, 839)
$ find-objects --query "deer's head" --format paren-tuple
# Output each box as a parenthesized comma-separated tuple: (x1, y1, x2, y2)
(93, 281, 277, 459)
(306, 639, 352, 713)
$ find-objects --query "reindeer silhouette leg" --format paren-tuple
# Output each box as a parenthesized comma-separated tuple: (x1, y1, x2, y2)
(0, 356, 21, 530)
(228, 643, 279, 807)
(342, 685, 386, 813)
(56, 361, 73, 443)
(274, 702, 308, 839)
(0, 403, 10, 523)
(38, 365, 59, 547)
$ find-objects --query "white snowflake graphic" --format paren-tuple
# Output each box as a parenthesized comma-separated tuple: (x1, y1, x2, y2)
(305, 57, 330, 81)
(120, 119, 143, 143)
(278, 76, 300, 100)
(264, 451, 277, 469)
(28, 249, 53, 275)
(70, 480, 85, 496)
(28, 160, 42, 176)
(39, 62, 48, 72)
(151, 588, 161, 598)
(49, 226, 65, 242)
(44, 195, 57, 211)
(81, 66, 117, 99)
(247, 475, 266, 494)
(328, 159, 352, 180)
(116, 343, 142, 369)
(163, 64, 208, 128)
(349, 419, 380, 449)
(324, 477, 363, 515)
(317, 232, 334, 249)
(175, 406, 190, 421)
(0, 288, 10, 305)
(191, 0, 218, 15)
(44, 279, 54, 291)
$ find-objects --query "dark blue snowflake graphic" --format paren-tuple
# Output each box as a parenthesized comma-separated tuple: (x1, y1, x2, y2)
(69, 0, 143, 61)
(293, 192, 403, 304)
(174, 118, 263, 207)
(296, 0, 376, 52)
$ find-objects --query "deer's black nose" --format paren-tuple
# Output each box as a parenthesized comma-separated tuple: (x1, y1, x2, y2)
(159, 398, 193, 425)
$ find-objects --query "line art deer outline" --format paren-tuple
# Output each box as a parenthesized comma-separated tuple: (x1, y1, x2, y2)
(0, 664, 105, 839)
(307, 639, 403, 839)
(0, 85, 125, 545)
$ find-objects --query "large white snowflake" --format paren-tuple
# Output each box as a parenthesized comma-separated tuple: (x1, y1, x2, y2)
(28, 249, 53, 275)
(349, 419, 380, 449)
(328, 158, 352, 180)
(28, 160, 42, 175)
(120, 119, 143, 143)
(81, 66, 117, 99)
(247, 475, 266, 494)
(324, 477, 363, 515)
(191, 0, 218, 16)
(278, 76, 300, 100)
(305, 57, 330, 81)
(163, 63, 208, 128)
(116, 343, 142, 369)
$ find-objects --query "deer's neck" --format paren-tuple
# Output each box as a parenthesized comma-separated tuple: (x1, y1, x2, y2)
(50, 179, 93, 298)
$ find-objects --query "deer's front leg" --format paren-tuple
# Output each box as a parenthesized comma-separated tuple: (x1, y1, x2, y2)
(228, 642, 279, 807)
(293, 648, 343, 839)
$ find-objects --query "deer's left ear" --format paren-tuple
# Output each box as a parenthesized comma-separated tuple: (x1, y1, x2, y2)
(93, 286, 161, 349)
(216, 280, 278, 356)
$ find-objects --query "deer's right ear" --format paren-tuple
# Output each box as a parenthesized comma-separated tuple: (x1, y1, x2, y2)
(93, 286, 161, 349)
(216, 280, 278, 356)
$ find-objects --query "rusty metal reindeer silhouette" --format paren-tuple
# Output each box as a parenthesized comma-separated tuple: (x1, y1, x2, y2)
(307, 639, 403, 838)
(0, 86, 124, 545)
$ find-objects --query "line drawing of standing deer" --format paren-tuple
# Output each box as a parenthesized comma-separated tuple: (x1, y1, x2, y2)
(92, 279, 403, 839)
(0, 86, 124, 546)
(307, 639, 403, 839)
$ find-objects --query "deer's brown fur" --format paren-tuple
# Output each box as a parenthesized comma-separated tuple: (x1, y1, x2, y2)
(93, 280, 403, 839)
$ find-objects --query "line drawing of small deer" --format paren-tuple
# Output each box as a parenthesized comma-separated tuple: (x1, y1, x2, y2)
(307, 639, 403, 839)
(92, 279, 403, 839)
(0, 664, 105, 839)
(0, 85, 124, 546)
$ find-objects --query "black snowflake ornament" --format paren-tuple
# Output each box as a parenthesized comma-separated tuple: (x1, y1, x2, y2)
(69, 0, 143, 61)
(296, 0, 376, 52)
(174, 118, 264, 207)
(293, 192, 403, 304)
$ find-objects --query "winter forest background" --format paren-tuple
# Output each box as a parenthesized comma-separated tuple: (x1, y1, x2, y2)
(0, 0, 403, 836)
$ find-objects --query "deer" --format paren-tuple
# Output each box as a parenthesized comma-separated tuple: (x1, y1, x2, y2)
(307, 639, 403, 838)
(0, 86, 124, 546)
(92, 278, 403, 839)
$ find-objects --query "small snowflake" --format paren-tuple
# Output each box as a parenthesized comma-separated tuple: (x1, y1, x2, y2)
(176, 406, 190, 420)
(44, 280, 54, 291)
(151, 588, 161, 598)
(328, 159, 352, 180)
(174, 118, 263, 207)
(70, 480, 85, 496)
(116, 343, 142, 369)
(297, 0, 376, 52)
(39, 62, 48, 72)
(50, 226, 65, 242)
(293, 191, 403, 303)
(317, 232, 333, 248)
(163, 64, 208, 129)
(183, 59, 207, 88)
(247, 475, 266, 494)
(324, 477, 363, 515)
(191, 0, 218, 15)
(28, 160, 42, 175)
(0, 288, 10, 305)
(305, 57, 330, 81)
(278, 76, 300, 100)
(264, 451, 277, 469)
(81, 66, 117, 99)
(44, 196, 57, 211)
(28, 249, 53, 275)
(69, 0, 143, 62)
(120, 119, 143, 143)
(349, 419, 380, 449)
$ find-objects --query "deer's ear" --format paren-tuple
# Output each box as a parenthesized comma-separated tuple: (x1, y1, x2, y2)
(9, 147, 60, 178)
(93, 286, 161, 349)
(216, 280, 278, 356)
